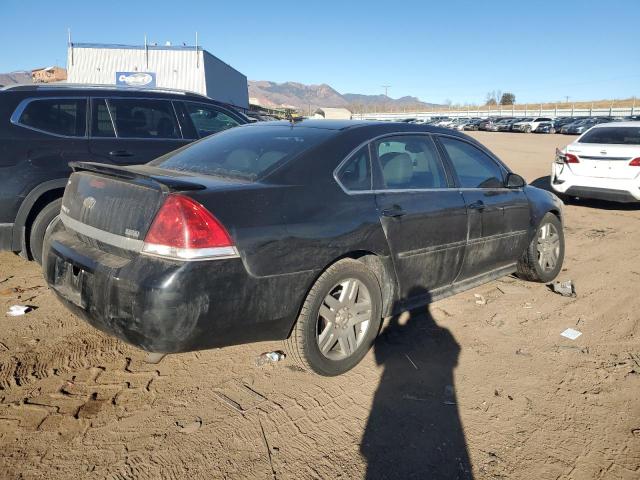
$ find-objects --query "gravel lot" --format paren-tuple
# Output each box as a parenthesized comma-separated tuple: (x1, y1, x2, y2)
(1, 132, 639, 480)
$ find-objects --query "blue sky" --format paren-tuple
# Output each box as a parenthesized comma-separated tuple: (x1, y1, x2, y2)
(2, 0, 639, 104)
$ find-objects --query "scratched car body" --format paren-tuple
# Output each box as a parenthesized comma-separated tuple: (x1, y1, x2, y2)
(43, 120, 565, 375)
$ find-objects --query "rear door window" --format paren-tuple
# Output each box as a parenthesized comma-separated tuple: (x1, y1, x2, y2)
(107, 98, 180, 139)
(16, 98, 87, 137)
(375, 135, 448, 189)
(184, 102, 240, 138)
(439, 137, 504, 188)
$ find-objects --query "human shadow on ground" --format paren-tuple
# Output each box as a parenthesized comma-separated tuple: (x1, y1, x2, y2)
(360, 288, 473, 479)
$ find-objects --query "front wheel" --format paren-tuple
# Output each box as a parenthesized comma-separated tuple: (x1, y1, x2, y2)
(516, 213, 564, 283)
(285, 258, 382, 376)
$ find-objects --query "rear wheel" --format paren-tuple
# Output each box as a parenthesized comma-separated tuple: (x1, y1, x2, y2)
(517, 212, 564, 283)
(285, 258, 382, 376)
(29, 198, 62, 265)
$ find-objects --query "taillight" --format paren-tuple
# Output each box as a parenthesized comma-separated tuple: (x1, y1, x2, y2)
(564, 153, 579, 163)
(142, 194, 237, 260)
(629, 158, 640, 166)
(555, 149, 579, 164)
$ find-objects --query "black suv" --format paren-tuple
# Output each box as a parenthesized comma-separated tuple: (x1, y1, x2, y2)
(0, 84, 249, 262)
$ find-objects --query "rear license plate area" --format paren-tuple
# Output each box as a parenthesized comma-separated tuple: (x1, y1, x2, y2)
(52, 257, 90, 309)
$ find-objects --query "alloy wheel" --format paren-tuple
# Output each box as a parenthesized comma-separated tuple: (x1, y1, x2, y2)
(537, 222, 560, 271)
(316, 278, 372, 360)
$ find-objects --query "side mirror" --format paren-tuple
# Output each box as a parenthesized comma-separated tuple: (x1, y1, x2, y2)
(505, 172, 526, 188)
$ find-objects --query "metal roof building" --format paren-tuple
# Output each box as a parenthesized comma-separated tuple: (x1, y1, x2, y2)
(67, 42, 248, 109)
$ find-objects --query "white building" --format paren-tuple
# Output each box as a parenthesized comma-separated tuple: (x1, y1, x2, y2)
(67, 42, 248, 109)
(313, 107, 352, 120)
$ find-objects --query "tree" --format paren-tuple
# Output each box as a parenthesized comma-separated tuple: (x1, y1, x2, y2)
(485, 90, 501, 106)
(500, 93, 516, 105)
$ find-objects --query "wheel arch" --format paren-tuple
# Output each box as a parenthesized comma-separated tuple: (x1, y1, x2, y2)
(12, 179, 68, 255)
(548, 208, 562, 222)
(286, 250, 398, 338)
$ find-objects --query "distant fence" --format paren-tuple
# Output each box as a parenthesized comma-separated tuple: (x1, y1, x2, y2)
(352, 106, 639, 121)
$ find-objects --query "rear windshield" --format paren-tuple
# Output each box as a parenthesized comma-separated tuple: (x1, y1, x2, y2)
(150, 125, 333, 180)
(579, 126, 640, 145)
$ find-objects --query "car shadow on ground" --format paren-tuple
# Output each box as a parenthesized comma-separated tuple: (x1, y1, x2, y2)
(360, 288, 473, 480)
(530, 175, 640, 211)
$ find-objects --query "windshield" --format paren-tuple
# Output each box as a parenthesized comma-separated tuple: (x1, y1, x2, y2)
(579, 126, 640, 145)
(150, 125, 333, 180)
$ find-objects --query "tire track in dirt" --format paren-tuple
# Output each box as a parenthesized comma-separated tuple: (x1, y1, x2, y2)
(0, 332, 123, 391)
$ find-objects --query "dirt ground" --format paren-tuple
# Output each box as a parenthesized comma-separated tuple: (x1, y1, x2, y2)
(1, 132, 639, 479)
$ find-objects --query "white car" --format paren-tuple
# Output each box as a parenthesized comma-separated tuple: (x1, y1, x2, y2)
(551, 122, 640, 203)
(512, 117, 553, 133)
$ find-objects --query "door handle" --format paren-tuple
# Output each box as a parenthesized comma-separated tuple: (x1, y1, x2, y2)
(468, 200, 485, 210)
(381, 206, 406, 218)
(108, 150, 134, 157)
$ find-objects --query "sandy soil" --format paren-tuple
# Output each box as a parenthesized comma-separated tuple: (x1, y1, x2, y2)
(0, 132, 638, 479)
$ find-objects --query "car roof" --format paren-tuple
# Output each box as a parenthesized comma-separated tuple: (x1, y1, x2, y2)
(1, 83, 209, 100)
(235, 118, 468, 136)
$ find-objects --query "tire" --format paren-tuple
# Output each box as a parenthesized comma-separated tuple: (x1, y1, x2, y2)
(285, 258, 383, 376)
(29, 198, 62, 265)
(516, 212, 564, 283)
(524, 125, 532, 133)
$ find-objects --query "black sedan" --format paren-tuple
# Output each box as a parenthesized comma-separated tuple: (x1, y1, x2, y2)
(43, 120, 565, 376)
(534, 121, 556, 134)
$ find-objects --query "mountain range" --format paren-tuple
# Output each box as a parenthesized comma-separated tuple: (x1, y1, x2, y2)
(0, 71, 31, 87)
(248, 80, 441, 113)
(0, 70, 439, 113)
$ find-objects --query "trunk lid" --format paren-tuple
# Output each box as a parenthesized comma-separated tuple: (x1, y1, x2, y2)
(61, 171, 165, 245)
(59, 162, 242, 253)
(565, 143, 640, 179)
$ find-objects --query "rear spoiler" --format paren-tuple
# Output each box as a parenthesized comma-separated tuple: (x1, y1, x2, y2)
(69, 162, 206, 192)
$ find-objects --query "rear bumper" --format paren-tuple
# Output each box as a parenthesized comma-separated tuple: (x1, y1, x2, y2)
(564, 186, 639, 203)
(0, 223, 13, 251)
(42, 220, 311, 353)
(551, 164, 640, 202)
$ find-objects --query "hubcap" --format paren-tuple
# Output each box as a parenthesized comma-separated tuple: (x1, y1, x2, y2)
(537, 222, 560, 271)
(316, 278, 372, 360)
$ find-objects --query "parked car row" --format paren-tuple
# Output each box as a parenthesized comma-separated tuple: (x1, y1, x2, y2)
(403, 115, 639, 135)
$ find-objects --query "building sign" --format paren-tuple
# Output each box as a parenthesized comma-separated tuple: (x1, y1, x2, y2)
(116, 72, 156, 87)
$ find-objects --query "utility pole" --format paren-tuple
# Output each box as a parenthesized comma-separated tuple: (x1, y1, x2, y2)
(381, 85, 391, 114)
(565, 96, 570, 104)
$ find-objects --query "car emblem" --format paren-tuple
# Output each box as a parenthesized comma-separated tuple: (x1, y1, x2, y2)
(125, 228, 140, 239)
(83, 196, 97, 210)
